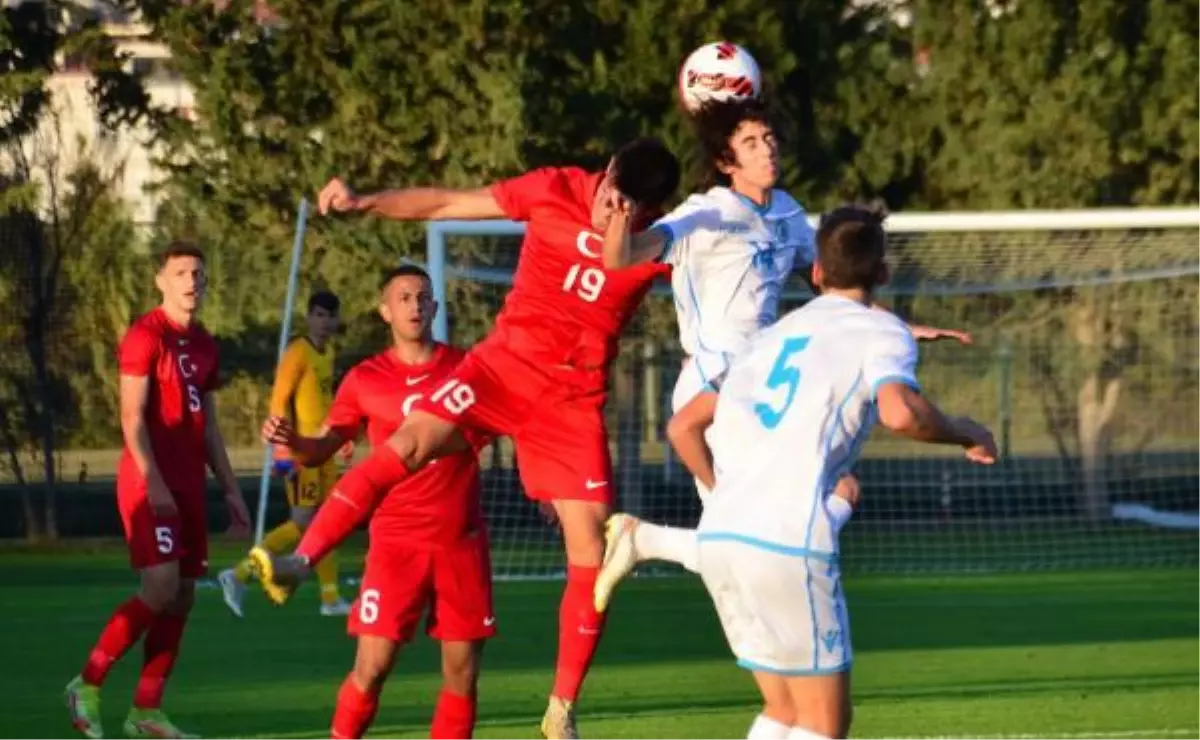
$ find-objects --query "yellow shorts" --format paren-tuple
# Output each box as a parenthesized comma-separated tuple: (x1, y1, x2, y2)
(285, 461, 338, 508)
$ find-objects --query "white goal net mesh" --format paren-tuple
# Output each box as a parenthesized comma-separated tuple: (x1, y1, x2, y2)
(426, 210, 1200, 578)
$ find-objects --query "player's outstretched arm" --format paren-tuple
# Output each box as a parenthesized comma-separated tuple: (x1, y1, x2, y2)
(318, 177, 506, 221)
(203, 394, 252, 534)
(261, 416, 351, 468)
(867, 304, 973, 345)
(665, 390, 719, 490)
(601, 194, 668, 269)
(876, 383, 997, 464)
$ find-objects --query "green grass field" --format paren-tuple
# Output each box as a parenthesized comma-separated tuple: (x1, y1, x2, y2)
(1, 541, 1196, 739)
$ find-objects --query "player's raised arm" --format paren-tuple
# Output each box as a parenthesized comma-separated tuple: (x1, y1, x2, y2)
(601, 195, 669, 269)
(203, 393, 252, 535)
(318, 177, 506, 221)
(870, 303, 973, 345)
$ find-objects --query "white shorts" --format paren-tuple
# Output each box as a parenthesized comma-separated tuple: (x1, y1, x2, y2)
(697, 537, 852, 675)
(671, 356, 729, 501)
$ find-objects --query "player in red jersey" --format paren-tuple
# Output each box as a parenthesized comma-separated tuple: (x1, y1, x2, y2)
(253, 137, 681, 738)
(65, 243, 252, 740)
(260, 266, 491, 739)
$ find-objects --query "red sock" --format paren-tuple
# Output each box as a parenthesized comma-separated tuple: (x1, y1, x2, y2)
(298, 447, 408, 564)
(80, 596, 157, 686)
(331, 675, 380, 740)
(133, 611, 189, 709)
(430, 689, 477, 739)
(551, 565, 607, 703)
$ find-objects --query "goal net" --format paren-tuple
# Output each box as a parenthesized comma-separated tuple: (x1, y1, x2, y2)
(426, 209, 1200, 578)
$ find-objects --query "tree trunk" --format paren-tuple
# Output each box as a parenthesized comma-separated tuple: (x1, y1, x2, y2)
(0, 403, 41, 540)
(1076, 372, 1121, 522)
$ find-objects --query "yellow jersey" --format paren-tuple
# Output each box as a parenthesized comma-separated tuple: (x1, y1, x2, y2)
(271, 337, 335, 438)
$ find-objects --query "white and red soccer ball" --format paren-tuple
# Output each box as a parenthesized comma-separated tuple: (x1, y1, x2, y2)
(677, 41, 763, 114)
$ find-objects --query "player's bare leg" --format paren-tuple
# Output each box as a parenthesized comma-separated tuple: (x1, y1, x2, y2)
(596, 477, 862, 614)
(432, 640, 484, 739)
(255, 411, 464, 606)
(747, 672, 795, 739)
(332, 636, 399, 739)
(540, 498, 609, 739)
(780, 671, 851, 739)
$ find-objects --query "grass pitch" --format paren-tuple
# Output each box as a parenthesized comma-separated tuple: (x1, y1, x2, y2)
(1, 541, 1195, 739)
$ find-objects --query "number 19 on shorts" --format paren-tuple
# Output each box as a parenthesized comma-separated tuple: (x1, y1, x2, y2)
(563, 264, 605, 303)
(431, 379, 476, 416)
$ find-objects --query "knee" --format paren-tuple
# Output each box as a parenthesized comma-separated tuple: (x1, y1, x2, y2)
(760, 698, 796, 728)
(389, 425, 430, 470)
(352, 652, 394, 693)
(167, 582, 196, 615)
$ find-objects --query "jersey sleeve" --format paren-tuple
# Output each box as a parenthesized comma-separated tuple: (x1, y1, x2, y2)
(865, 327, 921, 400)
(489, 167, 560, 222)
(792, 212, 817, 267)
(117, 325, 158, 377)
(323, 369, 363, 441)
(652, 193, 724, 265)
(269, 341, 307, 418)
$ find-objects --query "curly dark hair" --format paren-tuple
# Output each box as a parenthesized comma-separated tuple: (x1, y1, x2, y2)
(691, 97, 777, 188)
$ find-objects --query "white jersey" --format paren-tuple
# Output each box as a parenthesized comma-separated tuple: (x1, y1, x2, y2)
(699, 294, 920, 559)
(653, 187, 815, 395)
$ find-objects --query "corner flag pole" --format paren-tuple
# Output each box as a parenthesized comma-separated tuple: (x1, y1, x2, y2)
(253, 197, 310, 544)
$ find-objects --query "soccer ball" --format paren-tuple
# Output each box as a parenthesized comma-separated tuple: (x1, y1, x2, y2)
(677, 41, 763, 114)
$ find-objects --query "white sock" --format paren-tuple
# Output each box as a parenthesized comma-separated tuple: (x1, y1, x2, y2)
(787, 726, 831, 740)
(633, 523, 700, 573)
(826, 495, 854, 533)
(747, 714, 792, 740)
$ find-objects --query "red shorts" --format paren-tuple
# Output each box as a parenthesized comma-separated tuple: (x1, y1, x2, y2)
(413, 342, 614, 504)
(116, 470, 208, 579)
(347, 531, 495, 644)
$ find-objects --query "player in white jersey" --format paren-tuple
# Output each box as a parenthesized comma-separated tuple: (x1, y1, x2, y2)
(593, 99, 970, 609)
(696, 204, 995, 739)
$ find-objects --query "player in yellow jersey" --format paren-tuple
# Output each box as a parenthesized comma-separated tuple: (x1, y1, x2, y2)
(219, 291, 351, 617)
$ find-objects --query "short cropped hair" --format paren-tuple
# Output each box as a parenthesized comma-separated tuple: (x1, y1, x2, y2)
(611, 137, 681, 209)
(158, 241, 205, 269)
(307, 290, 340, 314)
(692, 97, 776, 187)
(379, 264, 431, 292)
(815, 201, 890, 291)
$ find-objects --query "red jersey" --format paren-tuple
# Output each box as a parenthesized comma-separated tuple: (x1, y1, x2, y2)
(117, 307, 220, 494)
(325, 344, 483, 546)
(489, 167, 667, 382)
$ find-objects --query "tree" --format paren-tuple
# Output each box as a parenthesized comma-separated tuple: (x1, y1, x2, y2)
(0, 109, 142, 539)
(858, 0, 1200, 518)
